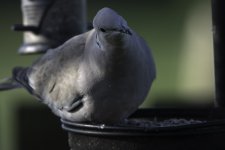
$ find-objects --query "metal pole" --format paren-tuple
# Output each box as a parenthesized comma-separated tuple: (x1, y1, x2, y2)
(14, 0, 87, 54)
(212, 0, 225, 107)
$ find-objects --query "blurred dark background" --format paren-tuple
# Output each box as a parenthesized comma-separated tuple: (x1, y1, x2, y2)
(0, 0, 214, 150)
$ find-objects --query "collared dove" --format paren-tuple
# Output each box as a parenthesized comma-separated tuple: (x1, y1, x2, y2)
(0, 7, 156, 123)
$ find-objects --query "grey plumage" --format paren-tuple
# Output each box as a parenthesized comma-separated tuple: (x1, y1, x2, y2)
(1, 7, 156, 123)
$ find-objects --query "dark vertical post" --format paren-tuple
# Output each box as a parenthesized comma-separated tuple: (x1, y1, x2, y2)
(212, 0, 225, 107)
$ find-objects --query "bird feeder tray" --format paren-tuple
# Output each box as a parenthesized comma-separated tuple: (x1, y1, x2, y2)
(61, 108, 225, 150)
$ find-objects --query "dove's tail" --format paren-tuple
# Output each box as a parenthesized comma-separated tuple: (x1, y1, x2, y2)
(0, 67, 31, 91)
(0, 77, 22, 91)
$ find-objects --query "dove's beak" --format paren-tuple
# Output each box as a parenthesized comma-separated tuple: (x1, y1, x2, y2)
(120, 28, 132, 35)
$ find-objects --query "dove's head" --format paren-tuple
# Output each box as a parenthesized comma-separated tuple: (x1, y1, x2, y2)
(93, 7, 132, 46)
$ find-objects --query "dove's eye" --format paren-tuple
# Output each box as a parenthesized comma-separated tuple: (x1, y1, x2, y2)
(100, 28, 106, 32)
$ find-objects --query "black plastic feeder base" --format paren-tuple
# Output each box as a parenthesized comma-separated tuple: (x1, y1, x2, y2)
(61, 108, 225, 150)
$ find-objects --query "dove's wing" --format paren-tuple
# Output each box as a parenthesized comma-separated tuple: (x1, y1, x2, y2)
(135, 33, 156, 82)
(13, 31, 90, 109)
